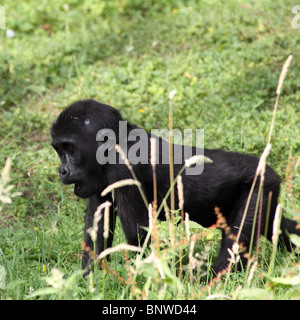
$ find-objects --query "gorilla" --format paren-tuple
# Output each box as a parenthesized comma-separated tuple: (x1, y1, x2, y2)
(50, 99, 300, 276)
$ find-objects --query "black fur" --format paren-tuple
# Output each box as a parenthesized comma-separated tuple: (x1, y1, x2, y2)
(51, 99, 300, 275)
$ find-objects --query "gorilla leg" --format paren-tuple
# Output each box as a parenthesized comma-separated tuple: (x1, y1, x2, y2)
(82, 194, 116, 272)
(213, 186, 267, 275)
(115, 188, 149, 247)
(213, 179, 300, 275)
(277, 217, 300, 251)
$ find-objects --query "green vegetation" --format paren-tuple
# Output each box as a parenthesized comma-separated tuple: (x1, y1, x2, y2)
(0, 0, 299, 300)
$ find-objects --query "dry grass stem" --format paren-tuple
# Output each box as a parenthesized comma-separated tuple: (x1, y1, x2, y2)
(267, 55, 293, 145)
(87, 201, 111, 242)
(255, 143, 271, 177)
(184, 155, 213, 167)
(168, 90, 176, 213)
(115, 144, 131, 169)
(268, 204, 282, 277)
(177, 175, 184, 211)
(177, 175, 184, 279)
(185, 212, 190, 242)
(150, 137, 158, 213)
(97, 243, 143, 260)
(103, 201, 111, 249)
(101, 179, 141, 197)
(148, 203, 153, 231)
(276, 55, 293, 95)
(247, 261, 258, 288)
(115, 144, 149, 208)
(0, 158, 22, 207)
(272, 204, 282, 246)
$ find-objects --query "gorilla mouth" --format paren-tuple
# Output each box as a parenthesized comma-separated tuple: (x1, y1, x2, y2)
(75, 181, 83, 190)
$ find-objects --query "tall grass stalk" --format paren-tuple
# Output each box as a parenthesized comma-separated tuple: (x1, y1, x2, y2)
(115, 144, 149, 208)
(150, 138, 160, 254)
(235, 144, 271, 244)
(168, 90, 178, 276)
(168, 90, 177, 215)
(268, 204, 282, 277)
(156, 155, 212, 220)
(246, 144, 270, 274)
(177, 175, 184, 280)
(263, 192, 273, 238)
(227, 55, 293, 283)
(103, 202, 111, 251)
(267, 55, 293, 145)
(236, 55, 292, 244)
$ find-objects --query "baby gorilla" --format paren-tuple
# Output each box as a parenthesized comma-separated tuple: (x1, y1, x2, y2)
(51, 99, 300, 276)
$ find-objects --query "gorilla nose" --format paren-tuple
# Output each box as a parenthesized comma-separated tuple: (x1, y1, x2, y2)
(59, 165, 70, 182)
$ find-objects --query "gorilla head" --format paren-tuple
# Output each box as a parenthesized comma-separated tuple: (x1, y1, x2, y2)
(51, 99, 121, 198)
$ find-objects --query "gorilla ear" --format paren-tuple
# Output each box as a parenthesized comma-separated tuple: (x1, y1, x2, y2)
(96, 129, 116, 151)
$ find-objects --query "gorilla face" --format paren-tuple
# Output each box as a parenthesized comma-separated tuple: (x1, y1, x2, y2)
(50, 100, 121, 198)
(51, 133, 102, 198)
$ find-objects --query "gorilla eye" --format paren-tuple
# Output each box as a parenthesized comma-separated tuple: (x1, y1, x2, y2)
(63, 143, 75, 154)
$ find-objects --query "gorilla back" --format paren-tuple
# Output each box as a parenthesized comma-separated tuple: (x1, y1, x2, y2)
(51, 99, 300, 276)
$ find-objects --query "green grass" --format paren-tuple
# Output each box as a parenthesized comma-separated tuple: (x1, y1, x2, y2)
(0, 0, 300, 300)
